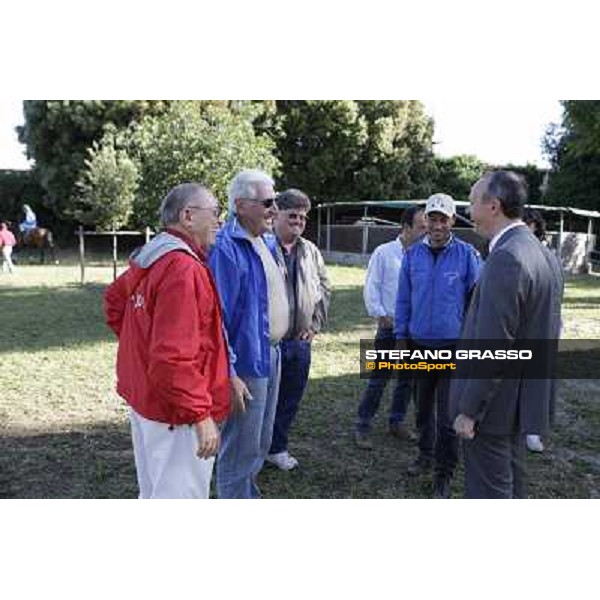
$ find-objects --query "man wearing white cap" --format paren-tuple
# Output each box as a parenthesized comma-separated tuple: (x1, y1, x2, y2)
(395, 193, 481, 498)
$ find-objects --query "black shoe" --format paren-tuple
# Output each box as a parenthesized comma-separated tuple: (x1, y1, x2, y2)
(354, 431, 373, 450)
(433, 475, 452, 499)
(407, 455, 433, 476)
(388, 422, 416, 441)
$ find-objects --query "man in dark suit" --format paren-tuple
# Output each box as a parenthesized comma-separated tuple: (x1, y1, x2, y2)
(451, 170, 564, 499)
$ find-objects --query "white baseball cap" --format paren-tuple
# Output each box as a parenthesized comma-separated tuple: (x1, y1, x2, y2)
(425, 193, 456, 218)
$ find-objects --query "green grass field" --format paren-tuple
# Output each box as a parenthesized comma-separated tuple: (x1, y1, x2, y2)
(1, 263, 599, 498)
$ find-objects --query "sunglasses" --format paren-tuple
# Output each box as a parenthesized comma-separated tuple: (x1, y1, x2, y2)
(240, 197, 277, 209)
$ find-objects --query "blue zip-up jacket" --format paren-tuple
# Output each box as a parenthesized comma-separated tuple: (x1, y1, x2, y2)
(394, 235, 481, 347)
(208, 217, 279, 378)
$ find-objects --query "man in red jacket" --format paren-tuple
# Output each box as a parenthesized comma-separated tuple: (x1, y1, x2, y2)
(104, 183, 231, 499)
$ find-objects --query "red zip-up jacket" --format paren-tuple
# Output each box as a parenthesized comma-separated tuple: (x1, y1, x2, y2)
(104, 229, 230, 425)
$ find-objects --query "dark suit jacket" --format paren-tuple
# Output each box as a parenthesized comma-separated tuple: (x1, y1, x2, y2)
(450, 224, 564, 435)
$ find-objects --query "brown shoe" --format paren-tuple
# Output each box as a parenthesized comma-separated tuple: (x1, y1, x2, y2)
(388, 422, 415, 441)
(354, 431, 373, 450)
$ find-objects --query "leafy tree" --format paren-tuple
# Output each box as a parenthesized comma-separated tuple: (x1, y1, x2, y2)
(561, 101, 600, 156)
(543, 101, 600, 210)
(354, 100, 437, 199)
(74, 131, 139, 229)
(270, 100, 367, 202)
(126, 101, 279, 227)
(432, 154, 487, 200)
(268, 100, 436, 203)
(433, 155, 546, 205)
(17, 101, 171, 220)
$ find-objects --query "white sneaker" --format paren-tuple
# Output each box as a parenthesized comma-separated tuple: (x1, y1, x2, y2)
(265, 451, 299, 471)
(526, 435, 544, 453)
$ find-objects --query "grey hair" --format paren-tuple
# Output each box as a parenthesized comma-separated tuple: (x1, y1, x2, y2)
(159, 183, 209, 227)
(479, 171, 528, 219)
(275, 188, 311, 212)
(227, 169, 274, 215)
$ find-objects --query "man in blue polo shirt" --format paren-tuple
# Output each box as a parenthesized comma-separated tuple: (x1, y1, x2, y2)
(395, 193, 481, 498)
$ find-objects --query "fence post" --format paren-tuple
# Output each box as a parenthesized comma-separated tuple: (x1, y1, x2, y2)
(586, 218, 594, 273)
(145, 226, 151, 244)
(326, 207, 331, 252)
(112, 224, 118, 282)
(78, 226, 85, 285)
(362, 221, 370, 255)
(558, 210, 564, 265)
(317, 209, 322, 248)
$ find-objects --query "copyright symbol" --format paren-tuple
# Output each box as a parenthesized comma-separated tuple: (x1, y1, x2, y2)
(366, 362, 375, 370)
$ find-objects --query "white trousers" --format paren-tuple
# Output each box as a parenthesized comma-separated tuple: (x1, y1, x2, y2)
(1, 246, 15, 273)
(129, 408, 214, 499)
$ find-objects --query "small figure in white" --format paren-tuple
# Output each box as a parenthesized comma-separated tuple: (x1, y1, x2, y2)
(19, 204, 38, 242)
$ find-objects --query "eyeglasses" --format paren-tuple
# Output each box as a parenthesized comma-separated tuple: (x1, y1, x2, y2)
(239, 197, 278, 209)
(185, 205, 220, 217)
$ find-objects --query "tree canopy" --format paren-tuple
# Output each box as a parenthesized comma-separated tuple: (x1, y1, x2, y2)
(74, 130, 139, 229)
(270, 100, 436, 202)
(16, 101, 170, 221)
(12, 99, 560, 235)
(126, 101, 279, 228)
(432, 155, 487, 201)
(544, 101, 600, 211)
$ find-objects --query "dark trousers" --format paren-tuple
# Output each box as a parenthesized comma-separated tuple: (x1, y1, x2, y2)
(356, 326, 411, 433)
(269, 338, 311, 455)
(414, 343, 458, 478)
(463, 432, 527, 499)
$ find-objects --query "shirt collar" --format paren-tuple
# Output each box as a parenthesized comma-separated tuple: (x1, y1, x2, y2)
(228, 215, 260, 241)
(423, 232, 454, 249)
(489, 221, 526, 253)
(164, 227, 206, 261)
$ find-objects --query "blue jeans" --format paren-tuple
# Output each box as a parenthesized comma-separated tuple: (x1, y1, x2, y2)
(356, 326, 411, 434)
(216, 345, 281, 499)
(269, 339, 312, 455)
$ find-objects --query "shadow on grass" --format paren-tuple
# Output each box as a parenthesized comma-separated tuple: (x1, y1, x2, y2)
(564, 275, 600, 289)
(2, 371, 599, 499)
(0, 422, 137, 499)
(258, 372, 600, 499)
(259, 371, 433, 499)
(561, 295, 600, 307)
(0, 283, 113, 354)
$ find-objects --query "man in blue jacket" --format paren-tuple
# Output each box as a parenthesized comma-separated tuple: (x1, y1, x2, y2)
(209, 169, 289, 499)
(395, 193, 481, 498)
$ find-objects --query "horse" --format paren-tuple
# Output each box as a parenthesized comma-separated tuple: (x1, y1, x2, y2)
(15, 226, 58, 264)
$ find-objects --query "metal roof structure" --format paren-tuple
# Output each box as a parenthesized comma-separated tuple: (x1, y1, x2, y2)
(315, 199, 600, 219)
(526, 204, 600, 219)
(313, 199, 599, 267)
